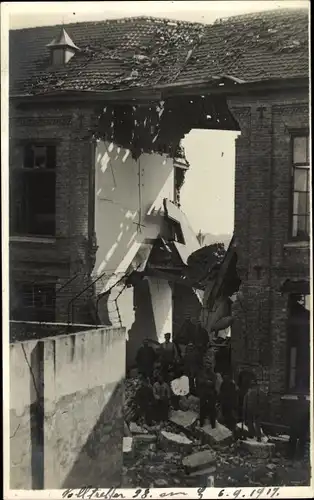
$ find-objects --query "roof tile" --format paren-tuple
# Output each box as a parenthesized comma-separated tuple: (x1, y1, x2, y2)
(9, 9, 309, 95)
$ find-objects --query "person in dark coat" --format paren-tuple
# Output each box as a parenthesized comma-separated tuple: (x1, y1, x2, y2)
(136, 339, 156, 382)
(183, 342, 200, 395)
(288, 394, 310, 459)
(135, 376, 155, 426)
(197, 367, 217, 428)
(219, 373, 239, 433)
(160, 333, 179, 382)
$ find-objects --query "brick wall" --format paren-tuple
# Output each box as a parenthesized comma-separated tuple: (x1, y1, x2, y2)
(9, 102, 98, 324)
(228, 87, 310, 422)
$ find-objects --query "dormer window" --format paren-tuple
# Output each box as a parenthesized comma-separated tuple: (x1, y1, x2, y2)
(47, 27, 80, 66)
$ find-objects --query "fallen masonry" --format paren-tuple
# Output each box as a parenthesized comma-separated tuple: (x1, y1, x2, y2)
(123, 376, 310, 488)
(159, 430, 193, 453)
(133, 434, 157, 453)
(169, 410, 198, 431)
(129, 422, 148, 434)
(123, 437, 134, 461)
(240, 439, 275, 458)
(197, 422, 233, 447)
(182, 450, 216, 474)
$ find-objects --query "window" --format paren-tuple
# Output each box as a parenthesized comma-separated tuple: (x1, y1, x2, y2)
(11, 282, 56, 322)
(291, 135, 310, 241)
(287, 293, 310, 393)
(10, 143, 56, 236)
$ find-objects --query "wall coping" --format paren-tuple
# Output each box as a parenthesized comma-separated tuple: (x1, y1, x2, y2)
(10, 236, 56, 244)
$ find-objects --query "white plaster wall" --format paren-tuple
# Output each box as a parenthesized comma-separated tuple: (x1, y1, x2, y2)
(94, 141, 174, 290)
(43, 328, 125, 405)
(147, 277, 173, 343)
(106, 283, 135, 338)
(10, 327, 126, 489)
(10, 340, 39, 415)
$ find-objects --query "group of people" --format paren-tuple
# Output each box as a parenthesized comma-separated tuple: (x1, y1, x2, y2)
(134, 332, 257, 435)
(135, 333, 180, 425)
(134, 332, 310, 460)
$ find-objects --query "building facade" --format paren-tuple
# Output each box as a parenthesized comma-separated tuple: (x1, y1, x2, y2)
(9, 9, 310, 421)
(229, 88, 310, 424)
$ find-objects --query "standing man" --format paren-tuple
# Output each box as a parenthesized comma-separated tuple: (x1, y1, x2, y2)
(197, 367, 217, 428)
(243, 378, 265, 442)
(160, 333, 179, 382)
(219, 372, 239, 434)
(183, 342, 200, 395)
(136, 338, 156, 382)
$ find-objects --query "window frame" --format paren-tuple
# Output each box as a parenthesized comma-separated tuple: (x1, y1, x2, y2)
(289, 129, 310, 242)
(10, 140, 58, 237)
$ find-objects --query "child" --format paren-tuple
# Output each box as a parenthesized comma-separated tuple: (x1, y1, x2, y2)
(153, 374, 171, 422)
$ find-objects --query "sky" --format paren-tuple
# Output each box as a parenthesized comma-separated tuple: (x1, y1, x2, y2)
(4, 1, 308, 236)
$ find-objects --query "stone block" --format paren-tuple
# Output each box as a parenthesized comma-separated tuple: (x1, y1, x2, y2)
(199, 422, 233, 447)
(240, 439, 275, 458)
(169, 410, 198, 431)
(189, 466, 216, 478)
(182, 450, 216, 474)
(123, 437, 134, 460)
(133, 434, 156, 448)
(159, 430, 193, 453)
(129, 422, 148, 434)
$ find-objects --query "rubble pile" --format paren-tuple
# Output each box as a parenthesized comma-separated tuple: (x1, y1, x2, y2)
(122, 376, 311, 488)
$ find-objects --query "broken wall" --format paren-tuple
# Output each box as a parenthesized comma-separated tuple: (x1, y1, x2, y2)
(125, 277, 173, 368)
(94, 140, 174, 286)
(10, 326, 125, 489)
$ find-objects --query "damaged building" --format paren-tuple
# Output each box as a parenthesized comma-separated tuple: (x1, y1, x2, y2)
(9, 8, 310, 426)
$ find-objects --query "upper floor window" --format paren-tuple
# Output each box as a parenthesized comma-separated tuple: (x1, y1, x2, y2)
(291, 135, 310, 241)
(10, 143, 57, 237)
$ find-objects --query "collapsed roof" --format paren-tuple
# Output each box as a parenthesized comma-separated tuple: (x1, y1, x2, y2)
(10, 8, 309, 96)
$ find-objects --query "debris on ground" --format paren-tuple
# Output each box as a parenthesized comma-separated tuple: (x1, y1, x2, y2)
(129, 422, 149, 434)
(239, 439, 275, 458)
(169, 409, 198, 430)
(159, 430, 193, 453)
(182, 449, 216, 474)
(122, 375, 311, 488)
(197, 422, 233, 447)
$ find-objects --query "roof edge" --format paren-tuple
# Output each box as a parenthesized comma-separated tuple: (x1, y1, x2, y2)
(10, 76, 309, 103)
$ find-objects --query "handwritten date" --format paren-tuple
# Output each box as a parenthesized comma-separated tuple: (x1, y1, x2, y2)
(62, 487, 206, 500)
